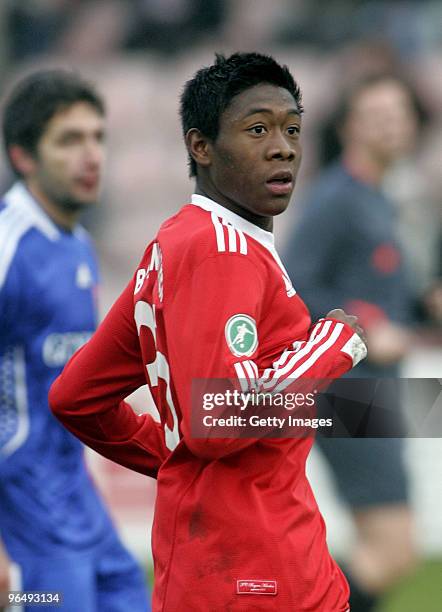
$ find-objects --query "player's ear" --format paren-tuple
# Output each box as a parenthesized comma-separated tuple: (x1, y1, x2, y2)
(185, 128, 212, 170)
(9, 145, 37, 178)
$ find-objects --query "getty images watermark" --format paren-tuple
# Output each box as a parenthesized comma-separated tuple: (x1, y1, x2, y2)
(190, 378, 442, 439)
(201, 389, 331, 432)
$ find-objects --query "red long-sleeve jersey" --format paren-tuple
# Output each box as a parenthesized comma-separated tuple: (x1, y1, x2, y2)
(50, 194, 366, 611)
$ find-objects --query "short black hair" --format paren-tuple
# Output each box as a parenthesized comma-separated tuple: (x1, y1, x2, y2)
(2, 69, 105, 176)
(180, 52, 303, 176)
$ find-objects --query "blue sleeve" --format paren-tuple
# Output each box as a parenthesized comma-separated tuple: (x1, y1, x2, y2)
(0, 255, 23, 344)
(0, 254, 26, 473)
(284, 188, 351, 320)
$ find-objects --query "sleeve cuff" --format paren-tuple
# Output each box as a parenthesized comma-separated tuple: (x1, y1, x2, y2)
(340, 332, 368, 367)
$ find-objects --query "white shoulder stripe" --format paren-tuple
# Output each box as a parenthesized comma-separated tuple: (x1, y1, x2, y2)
(222, 219, 237, 252)
(3, 182, 60, 240)
(211, 212, 226, 252)
(211, 213, 248, 255)
(237, 228, 247, 254)
(221, 219, 248, 255)
(0, 206, 33, 290)
(0, 200, 20, 233)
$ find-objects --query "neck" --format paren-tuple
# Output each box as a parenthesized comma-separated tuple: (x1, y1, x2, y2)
(26, 180, 79, 230)
(342, 146, 388, 187)
(195, 181, 273, 232)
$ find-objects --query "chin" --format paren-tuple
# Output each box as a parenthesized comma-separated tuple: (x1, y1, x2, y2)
(266, 196, 292, 216)
(59, 197, 94, 213)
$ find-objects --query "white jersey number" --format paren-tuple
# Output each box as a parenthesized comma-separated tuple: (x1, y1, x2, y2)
(134, 300, 179, 451)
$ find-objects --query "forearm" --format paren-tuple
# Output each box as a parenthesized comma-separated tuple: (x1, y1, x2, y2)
(49, 282, 170, 476)
(50, 384, 168, 476)
(184, 317, 366, 460)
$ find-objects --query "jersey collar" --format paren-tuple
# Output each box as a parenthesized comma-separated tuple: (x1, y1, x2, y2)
(191, 193, 275, 250)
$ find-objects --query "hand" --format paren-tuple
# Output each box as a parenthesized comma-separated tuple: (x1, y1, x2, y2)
(0, 541, 11, 610)
(326, 308, 367, 345)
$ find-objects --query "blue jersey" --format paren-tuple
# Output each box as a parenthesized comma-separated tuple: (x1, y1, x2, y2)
(0, 183, 113, 558)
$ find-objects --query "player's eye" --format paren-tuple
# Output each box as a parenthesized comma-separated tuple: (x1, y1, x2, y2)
(248, 125, 267, 135)
(58, 133, 81, 145)
(287, 125, 301, 136)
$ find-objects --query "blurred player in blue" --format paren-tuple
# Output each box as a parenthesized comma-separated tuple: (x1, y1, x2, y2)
(0, 70, 150, 612)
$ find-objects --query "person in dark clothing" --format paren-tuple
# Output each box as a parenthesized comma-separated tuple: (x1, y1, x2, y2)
(284, 74, 420, 611)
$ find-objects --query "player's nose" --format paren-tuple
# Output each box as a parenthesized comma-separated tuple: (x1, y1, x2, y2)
(266, 131, 296, 161)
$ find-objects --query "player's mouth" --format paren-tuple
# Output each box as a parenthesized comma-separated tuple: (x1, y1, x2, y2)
(265, 170, 293, 196)
(76, 176, 99, 191)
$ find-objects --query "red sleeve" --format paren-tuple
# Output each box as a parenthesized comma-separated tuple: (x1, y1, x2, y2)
(168, 254, 366, 461)
(49, 279, 170, 477)
(239, 317, 367, 394)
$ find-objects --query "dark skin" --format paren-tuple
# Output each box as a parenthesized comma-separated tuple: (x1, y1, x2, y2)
(186, 83, 367, 340)
(186, 84, 302, 232)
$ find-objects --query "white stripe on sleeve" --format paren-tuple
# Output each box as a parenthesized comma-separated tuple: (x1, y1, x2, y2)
(271, 323, 344, 392)
(234, 361, 249, 393)
(261, 320, 332, 390)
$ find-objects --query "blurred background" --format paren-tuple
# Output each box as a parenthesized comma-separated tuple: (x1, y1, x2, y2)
(0, 1, 440, 610)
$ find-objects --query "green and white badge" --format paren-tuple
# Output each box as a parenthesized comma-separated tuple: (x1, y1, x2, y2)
(225, 314, 258, 357)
